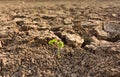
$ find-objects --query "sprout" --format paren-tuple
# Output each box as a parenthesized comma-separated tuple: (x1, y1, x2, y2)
(48, 39, 58, 45)
(57, 41, 64, 48)
(48, 39, 64, 58)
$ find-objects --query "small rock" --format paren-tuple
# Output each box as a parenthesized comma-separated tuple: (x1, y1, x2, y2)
(80, 20, 102, 36)
(85, 36, 111, 50)
(71, 73, 78, 77)
(21, 25, 39, 31)
(85, 36, 120, 52)
(52, 25, 73, 32)
(60, 25, 74, 33)
(13, 18, 24, 22)
(81, 21, 98, 28)
(0, 30, 8, 38)
(63, 17, 73, 25)
(89, 20, 103, 26)
(94, 21, 120, 42)
(103, 22, 120, 39)
(2, 57, 8, 66)
(88, 13, 102, 20)
(81, 21, 92, 27)
(0, 41, 2, 48)
(37, 21, 51, 30)
(85, 43, 98, 50)
(111, 47, 117, 51)
(61, 32, 84, 47)
(95, 25, 108, 39)
(92, 36, 110, 46)
(112, 13, 117, 17)
(91, 36, 100, 45)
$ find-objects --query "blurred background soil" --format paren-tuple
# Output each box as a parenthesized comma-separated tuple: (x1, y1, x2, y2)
(0, 0, 120, 77)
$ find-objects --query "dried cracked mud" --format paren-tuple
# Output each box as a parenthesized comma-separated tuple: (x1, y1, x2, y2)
(0, 0, 120, 77)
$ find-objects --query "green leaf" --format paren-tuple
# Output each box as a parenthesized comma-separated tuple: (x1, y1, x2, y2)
(48, 39, 58, 45)
(57, 41, 64, 48)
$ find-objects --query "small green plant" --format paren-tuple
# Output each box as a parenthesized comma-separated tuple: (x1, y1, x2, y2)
(48, 39, 64, 58)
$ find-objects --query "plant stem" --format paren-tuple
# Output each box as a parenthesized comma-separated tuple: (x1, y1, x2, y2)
(57, 47, 61, 58)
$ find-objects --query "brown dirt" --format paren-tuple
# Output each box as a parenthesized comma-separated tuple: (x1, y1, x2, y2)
(0, 0, 120, 77)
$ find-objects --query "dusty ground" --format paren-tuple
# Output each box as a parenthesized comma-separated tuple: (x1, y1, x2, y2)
(0, 0, 120, 77)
